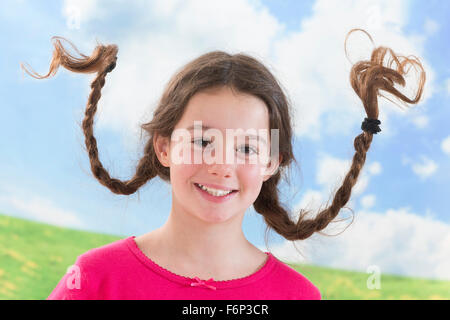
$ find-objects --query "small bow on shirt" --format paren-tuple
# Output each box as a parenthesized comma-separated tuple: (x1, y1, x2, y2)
(190, 277, 217, 290)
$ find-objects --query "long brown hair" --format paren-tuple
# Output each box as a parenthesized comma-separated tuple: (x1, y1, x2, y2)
(21, 29, 425, 246)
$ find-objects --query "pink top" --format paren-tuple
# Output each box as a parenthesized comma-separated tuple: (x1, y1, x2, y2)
(47, 236, 321, 300)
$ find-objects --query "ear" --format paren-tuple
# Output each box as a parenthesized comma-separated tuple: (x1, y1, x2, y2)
(153, 133, 171, 168)
(262, 154, 283, 182)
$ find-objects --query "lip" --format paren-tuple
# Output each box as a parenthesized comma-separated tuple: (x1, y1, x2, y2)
(193, 183, 239, 203)
(194, 182, 238, 192)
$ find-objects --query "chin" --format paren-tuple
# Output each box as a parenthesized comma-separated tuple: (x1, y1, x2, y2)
(196, 210, 237, 225)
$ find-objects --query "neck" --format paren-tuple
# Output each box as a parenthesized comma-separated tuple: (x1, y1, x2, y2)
(145, 198, 265, 280)
(161, 206, 253, 266)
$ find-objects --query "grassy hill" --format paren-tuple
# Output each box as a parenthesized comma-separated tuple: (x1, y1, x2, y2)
(0, 213, 449, 300)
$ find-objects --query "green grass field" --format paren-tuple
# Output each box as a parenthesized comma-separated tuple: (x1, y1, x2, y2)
(0, 213, 449, 299)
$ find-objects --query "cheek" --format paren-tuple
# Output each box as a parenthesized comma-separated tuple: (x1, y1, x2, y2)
(169, 163, 199, 188)
(238, 164, 265, 187)
(236, 165, 265, 203)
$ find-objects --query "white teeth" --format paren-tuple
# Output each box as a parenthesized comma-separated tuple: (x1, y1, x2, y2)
(197, 183, 233, 197)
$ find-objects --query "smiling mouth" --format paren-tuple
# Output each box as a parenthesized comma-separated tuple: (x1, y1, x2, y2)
(194, 183, 239, 197)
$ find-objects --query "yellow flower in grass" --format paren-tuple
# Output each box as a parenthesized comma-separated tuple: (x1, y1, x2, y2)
(0, 280, 17, 298)
(2, 248, 26, 262)
(20, 260, 38, 277)
(25, 260, 38, 269)
(0, 280, 17, 291)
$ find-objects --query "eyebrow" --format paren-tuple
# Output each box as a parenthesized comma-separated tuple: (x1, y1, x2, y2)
(186, 124, 267, 145)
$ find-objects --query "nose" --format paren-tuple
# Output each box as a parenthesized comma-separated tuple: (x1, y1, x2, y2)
(207, 163, 233, 178)
(205, 137, 235, 178)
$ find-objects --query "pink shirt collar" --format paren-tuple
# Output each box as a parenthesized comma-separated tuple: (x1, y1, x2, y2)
(126, 236, 276, 290)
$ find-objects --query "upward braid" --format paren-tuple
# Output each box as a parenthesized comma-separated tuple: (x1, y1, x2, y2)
(21, 37, 157, 195)
(257, 131, 373, 241)
(21, 30, 426, 243)
(254, 29, 426, 241)
(83, 71, 156, 194)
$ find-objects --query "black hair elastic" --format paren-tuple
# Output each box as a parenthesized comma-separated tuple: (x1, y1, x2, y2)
(361, 117, 381, 134)
(105, 61, 116, 73)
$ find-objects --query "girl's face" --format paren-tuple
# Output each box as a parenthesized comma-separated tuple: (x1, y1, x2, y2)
(155, 86, 280, 224)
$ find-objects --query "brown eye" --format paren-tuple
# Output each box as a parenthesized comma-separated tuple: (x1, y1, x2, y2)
(237, 145, 258, 155)
(192, 138, 212, 148)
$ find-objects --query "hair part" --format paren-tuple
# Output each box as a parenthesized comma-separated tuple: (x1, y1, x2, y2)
(21, 29, 425, 247)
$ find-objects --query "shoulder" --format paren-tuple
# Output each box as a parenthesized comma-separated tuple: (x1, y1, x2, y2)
(47, 237, 131, 300)
(76, 237, 130, 270)
(68, 239, 130, 286)
(270, 255, 322, 300)
(47, 239, 134, 300)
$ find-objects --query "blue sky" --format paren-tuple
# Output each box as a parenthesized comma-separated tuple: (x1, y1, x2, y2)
(1, 0, 449, 280)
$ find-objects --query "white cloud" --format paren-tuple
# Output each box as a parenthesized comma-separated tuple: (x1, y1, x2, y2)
(410, 114, 429, 129)
(60, 0, 435, 151)
(424, 18, 439, 35)
(316, 155, 351, 191)
(63, 0, 283, 154)
(272, 0, 435, 140)
(266, 207, 450, 280)
(315, 153, 380, 197)
(62, 0, 107, 25)
(402, 154, 438, 180)
(290, 154, 380, 222)
(446, 78, 450, 95)
(441, 136, 450, 155)
(411, 155, 438, 180)
(291, 189, 325, 221)
(367, 161, 382, 175)
(360, 194, 376, 209)
(0, 192, 84, 229)
(295, 189, 324, 210)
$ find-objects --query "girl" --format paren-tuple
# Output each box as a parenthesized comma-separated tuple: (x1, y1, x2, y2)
(21, 29, 425, 300)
